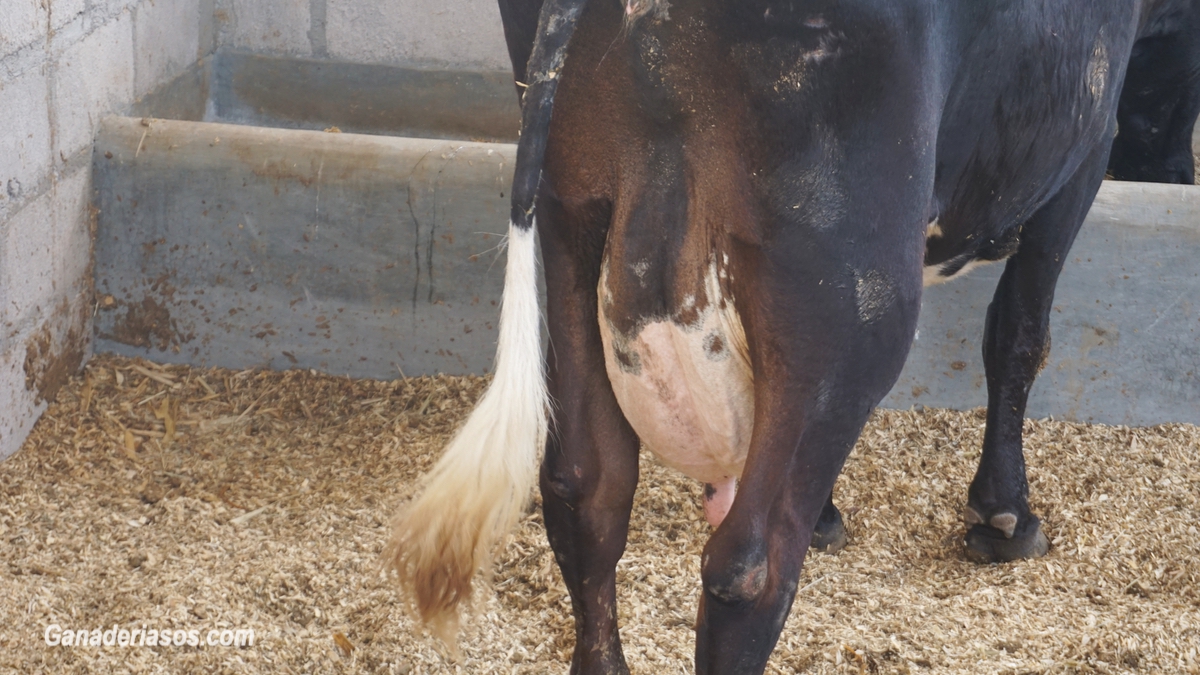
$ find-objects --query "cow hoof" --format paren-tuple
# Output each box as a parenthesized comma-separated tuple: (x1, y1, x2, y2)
(963, 516, 1049, 563)
(811, 507, 847, 554)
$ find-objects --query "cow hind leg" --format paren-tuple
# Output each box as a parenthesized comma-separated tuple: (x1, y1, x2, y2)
(538, 198, 640, 675)
(965, 142, 1112, 563)
(696, 245, 921, 673)
(541, 415, 638, 675)
(696, 416, 858, 675)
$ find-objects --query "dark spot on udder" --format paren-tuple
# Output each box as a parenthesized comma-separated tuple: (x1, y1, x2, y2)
(704, 483, 717, 500)
(703, 332, 728, 362)
(613, 346, 642, 375)
(705, 334, 724, 354)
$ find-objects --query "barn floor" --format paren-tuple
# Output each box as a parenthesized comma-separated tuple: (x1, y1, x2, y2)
(1, 354, 1198, 674)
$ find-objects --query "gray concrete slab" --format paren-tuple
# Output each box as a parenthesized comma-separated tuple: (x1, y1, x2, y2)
(211, 52, 521, 142)
(130, 58, 212, 122)
(93, 116, 514, 379)
(93, 116, 1200, 426)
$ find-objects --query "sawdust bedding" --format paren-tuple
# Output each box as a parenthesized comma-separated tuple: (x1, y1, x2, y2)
(1, 353, 1197, 674)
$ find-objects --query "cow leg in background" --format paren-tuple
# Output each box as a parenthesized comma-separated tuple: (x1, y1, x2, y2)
(965, 142, 1112, 563)
(811, 491, 847, 553)
(538, 197, 640, 675)
(1107, 3, 1200, 185)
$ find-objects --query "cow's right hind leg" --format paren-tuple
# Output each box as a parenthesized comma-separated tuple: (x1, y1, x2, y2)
(965, 141, 1112, 563)
(538, 198, 640, 675)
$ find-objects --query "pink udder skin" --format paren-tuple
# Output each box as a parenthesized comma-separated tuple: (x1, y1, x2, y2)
(703, 477, 737, 528)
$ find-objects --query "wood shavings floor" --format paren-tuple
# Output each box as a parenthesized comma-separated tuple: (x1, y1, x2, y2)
(2, 353, 1198, 674)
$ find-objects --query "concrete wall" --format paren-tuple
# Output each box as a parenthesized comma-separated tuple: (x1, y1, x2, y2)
(214, 0, 511, 70)
(0, 0, 217, 459)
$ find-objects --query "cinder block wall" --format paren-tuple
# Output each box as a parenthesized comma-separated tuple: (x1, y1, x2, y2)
(0, 0, 217, 458)
(213, 0, 510, 70)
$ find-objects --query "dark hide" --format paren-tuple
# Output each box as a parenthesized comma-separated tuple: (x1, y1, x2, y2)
(1108, 0, 1200, 184)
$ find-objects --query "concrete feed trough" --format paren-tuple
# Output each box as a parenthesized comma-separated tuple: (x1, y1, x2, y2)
(93, 116, 516, 379)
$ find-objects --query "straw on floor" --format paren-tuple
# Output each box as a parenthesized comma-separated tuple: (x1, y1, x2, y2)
(1, 353, 1197, 674)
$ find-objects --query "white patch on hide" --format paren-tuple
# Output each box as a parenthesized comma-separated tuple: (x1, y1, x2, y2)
(632, 260, 650, 286)
(598, 259, 754, 485)
(804, 31, 844, 64)
(855, 269, 896, 324)
(1088, 30, 1109, 102)
(625, 0, 670, 23)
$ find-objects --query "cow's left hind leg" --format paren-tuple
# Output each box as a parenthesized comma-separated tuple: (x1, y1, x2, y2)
(811, 492, 848, 553)
(538, 198, 640, 675)
(965, 143, 1111, 562)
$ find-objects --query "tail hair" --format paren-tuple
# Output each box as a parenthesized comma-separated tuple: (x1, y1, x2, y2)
(384, 223, 547, 642)
(385, 0, 590, 645)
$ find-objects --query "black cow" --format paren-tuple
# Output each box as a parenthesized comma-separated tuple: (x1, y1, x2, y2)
(387, 1, 1194, 673)
(1109, 0, 1200, 183)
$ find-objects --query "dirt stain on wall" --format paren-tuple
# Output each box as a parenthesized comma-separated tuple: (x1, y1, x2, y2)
(103, 296, 188, 351)
(23, 299, 89, 404)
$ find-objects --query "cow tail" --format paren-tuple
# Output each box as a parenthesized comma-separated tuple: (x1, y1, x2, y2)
(384, 0, 588, 645)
